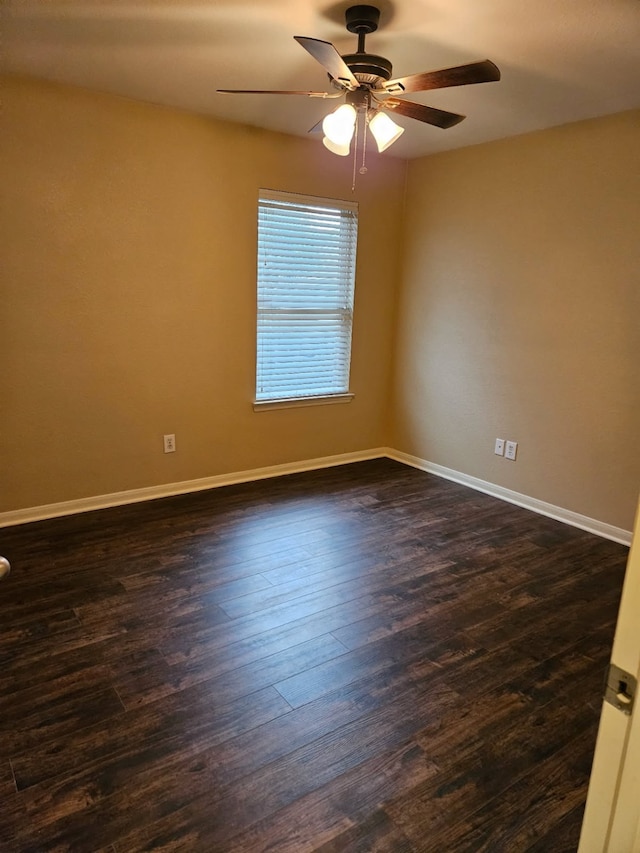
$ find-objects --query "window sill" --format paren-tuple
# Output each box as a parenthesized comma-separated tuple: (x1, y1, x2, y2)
(253, 393, 354, 412)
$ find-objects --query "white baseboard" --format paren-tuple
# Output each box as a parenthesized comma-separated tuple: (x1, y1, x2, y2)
(386, 449, 632, 546)
(0, 448, 387, 529)
(1, 447, 632, 546)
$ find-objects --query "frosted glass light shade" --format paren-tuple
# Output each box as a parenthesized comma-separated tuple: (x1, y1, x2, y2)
(323, 137, 351, 156)
(369, 111, 404, 152)
(322, 104, 357, 149)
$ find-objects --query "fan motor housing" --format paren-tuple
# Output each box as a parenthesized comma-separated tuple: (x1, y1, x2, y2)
(341, 53, 392, 87)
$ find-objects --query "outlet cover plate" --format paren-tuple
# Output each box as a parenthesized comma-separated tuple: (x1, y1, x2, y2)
(505, 440, 518, 461)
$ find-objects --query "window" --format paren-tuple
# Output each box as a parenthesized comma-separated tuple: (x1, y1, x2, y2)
(255, 190, 358, 408)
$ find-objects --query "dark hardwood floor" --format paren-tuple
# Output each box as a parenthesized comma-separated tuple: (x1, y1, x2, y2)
(0, 458, 629, 852)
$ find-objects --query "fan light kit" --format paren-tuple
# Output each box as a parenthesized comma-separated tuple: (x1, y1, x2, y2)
(218, 5, 500, 180)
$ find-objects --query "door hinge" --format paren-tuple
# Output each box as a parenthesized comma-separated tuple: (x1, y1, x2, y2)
(604, 663, 637, 716)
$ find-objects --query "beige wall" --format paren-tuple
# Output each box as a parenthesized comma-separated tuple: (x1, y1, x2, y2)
(393, 111, 640, 531)
(3, 75, 638, 532)
(1, 75, 406, 512)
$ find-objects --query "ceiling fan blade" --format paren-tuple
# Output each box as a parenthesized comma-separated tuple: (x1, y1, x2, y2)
(307, 118, 324, 134)
(383, 98, 465, 129)
(217, 89, 338, 98)
(294, 36, 360, 90)
(384, 60, 500, 94)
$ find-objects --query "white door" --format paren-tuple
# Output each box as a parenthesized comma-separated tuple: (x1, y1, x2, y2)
(579, 499, 640, 852)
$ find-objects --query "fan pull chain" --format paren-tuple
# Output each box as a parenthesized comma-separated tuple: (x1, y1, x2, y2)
(351, 111, 359, 193)
(360, 112, 368, 176)
(351, 109, 369, 193)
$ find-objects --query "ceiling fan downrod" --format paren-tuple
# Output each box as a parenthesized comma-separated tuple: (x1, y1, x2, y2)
(345, 5, 380, 48)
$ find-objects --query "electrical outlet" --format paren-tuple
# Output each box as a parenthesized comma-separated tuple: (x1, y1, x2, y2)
(163, 434, 176, 453)
(494, 438, 505, 456)
(505, 440, 518, 461)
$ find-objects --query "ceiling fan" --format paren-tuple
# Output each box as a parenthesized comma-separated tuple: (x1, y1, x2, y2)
(218, 4, 500, 157)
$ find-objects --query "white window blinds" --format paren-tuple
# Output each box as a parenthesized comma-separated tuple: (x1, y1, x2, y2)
(256, 190, 358, 403)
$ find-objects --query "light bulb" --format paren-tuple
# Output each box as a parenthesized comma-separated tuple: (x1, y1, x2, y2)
(369, 111, 404, 153)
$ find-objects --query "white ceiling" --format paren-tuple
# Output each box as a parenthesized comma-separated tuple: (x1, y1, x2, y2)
(3, 0, 639, 159)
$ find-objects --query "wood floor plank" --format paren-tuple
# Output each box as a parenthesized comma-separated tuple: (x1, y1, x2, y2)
(0, 656, 114, 712)
(11, 684, 291, 792)
(0, 458, 628, 852)
(3, 671, 457, 851)
(524, 802, 587, 853)
(157, 743, 430, 853)
(1, 679, 354, 844)
(224, 741, 436, 853)
(119, 565, 274, 602)
(1, 760, 16, 798)
(469, 592, 618, 657)
(0, 607, 81, 651)
(0, 685, 125, 755)
(156, 570, 450, 668)
(385, 696, 599, 847)
(115, 631, 348, 709)
(104, 680, 457, 853)
(218, 555, 405, 619)
(211, 549, 454, 637)
(311, 810, 417, 853)
(416, 725, 596, 852)
(274, 620, 451, 708)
